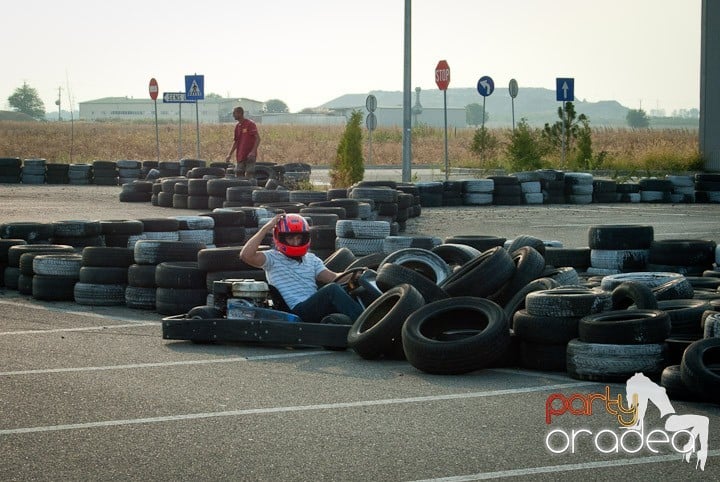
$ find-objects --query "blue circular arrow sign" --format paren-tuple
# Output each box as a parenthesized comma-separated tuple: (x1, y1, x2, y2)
(477, 76, 495, 97)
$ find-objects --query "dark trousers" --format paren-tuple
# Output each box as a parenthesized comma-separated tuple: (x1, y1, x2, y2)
(292, 284, 363, 324)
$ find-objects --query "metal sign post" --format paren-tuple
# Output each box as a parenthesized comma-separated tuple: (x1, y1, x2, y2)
(163, 92, 195, 160)
(476, 75, 495, 164)
(185, 74, 205, 159)
(365, 95, 377, 165)
(149, 78, 160, 161)
(556, 78, 575, 167)
(435, 60, 450, 181)
(508, 78, 519, 131)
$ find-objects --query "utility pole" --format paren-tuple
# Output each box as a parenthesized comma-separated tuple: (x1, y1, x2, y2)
(56, 86, 62, 121)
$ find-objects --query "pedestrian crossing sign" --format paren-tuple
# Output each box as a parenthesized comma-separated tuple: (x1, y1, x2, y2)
(185, 74, 205, 100)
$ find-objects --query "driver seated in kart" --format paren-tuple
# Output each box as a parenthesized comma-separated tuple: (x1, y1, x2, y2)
(240, 213, 363, 324)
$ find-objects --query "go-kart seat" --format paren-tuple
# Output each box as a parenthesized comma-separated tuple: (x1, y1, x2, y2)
(268, 284, 292, 314)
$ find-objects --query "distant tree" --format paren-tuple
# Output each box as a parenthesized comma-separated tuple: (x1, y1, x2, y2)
(8, 82, 45, 120)
(542, 101, 586, 153)
(264, 99, 289, 113)
(626, 108, 650, 128)
(465, 103, 488, 126)
(205, 92, 222, 99)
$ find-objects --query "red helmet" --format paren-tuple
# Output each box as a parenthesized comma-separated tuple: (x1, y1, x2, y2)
(273, 214, 311, 257)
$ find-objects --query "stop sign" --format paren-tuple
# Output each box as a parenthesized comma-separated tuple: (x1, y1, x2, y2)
(149, 78, 159, 100)
(435, 60, 450, 91)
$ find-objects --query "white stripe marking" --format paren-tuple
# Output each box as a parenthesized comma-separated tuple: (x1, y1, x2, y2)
(0, 322, 159, 336)
(0, 350, 330, 376)
(0, 298, 161, 324)
(410, 451, 720, 481)
(0, 382, 596, 436)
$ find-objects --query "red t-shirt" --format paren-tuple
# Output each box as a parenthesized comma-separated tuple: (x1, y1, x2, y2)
(234, 118, 258, 161)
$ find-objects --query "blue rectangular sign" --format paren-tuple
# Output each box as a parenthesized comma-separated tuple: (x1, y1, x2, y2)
(556, 77, 574, 102)
(185, 75, 205, 101)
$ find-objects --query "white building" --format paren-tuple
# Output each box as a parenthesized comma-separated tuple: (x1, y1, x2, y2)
(78, 97, 264, 123)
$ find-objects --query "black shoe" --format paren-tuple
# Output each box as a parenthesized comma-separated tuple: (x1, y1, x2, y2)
(320, 313, 352, 325)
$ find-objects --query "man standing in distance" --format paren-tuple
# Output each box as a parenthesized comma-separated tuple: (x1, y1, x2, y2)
(226, 106, 260, 179)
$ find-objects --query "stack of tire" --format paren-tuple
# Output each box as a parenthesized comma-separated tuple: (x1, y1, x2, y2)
(539, 169, 565, 204)
(252, 188, 290, 209)
(568, 303, 670, 382)
(225, 185, 261, 208)
(592, 179, 619, 203)
(174, 215, 215, 248)
(179, 158, 206, 176)
(516, 286, 612, 372)
(21, 159, 46, 184)
(349, 184, 399, 227)
(564, 172, 593, 204)
(666, 174, 695, 203)
(1, 239, 27, 287)
(74, 247, 134, 306)
(253, 162, 284, 185)
(0, 221, 53, 245)
(117, 160, 142, 185)
(639, 177, 673, 203)
(46, 163, 69, 184)
(141, 161, 159, 179)
(183, 178, 209, 210)
(441, 181, 463, 206)
(99, 219, 145, 248)
(207, 178, 253, 210)
(617, 182, 641, 203)
(460, 179, 493, 206)
(187, 166, 226, 180)
(51, 220, 104, 250)
(129, 239, 206, 312)
(647, 239, 717, 276)
(490, 176, 522, 205)
(157, 161, 181, 178)
(663, 337, 720, 403)
(694, 173, 720, 203)
(514, 172, 543, 205)
(334, 220, 390, 257)
(0, 157, 22, 183)
(156, 178, 186, 208)
(92, 160, 118, 186)
(10, 244, 74, 294)
(199, 210, 247, 247)
(586, 224, 653, 276)
(396, 183, 421, 221)
(30, 253, 83, 301)
(68, 164, 92, 185)
(155, 260, 208, 315)
(119, 180, 153, 203)
(139, 217, 179, 241)
(415, 181, 443, 207)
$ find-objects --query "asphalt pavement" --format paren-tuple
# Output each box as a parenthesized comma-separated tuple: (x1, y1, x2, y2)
(1, 180, 719, 481)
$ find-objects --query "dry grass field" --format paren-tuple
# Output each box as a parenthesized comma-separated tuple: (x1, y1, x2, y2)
(0, 120, 702, 173)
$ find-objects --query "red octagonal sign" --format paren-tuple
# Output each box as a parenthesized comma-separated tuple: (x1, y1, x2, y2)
(149, 77, 159, 100)
(435, 60, 450, 91)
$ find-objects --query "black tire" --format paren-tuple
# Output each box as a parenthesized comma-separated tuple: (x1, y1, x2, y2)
(587, 225, 654, 250)
(376, 262, 449, 303)
(431, 243, 481, 270)
(322, 247, 357, 272)
(347, 284, 425, 360)
(155, 287, 209, 315)
(503, 277, 560, 320)
(566, 339, 666, 382)
(32, 275, 77, 301)
(401, 297, 511, 374)
(155, 261, 207, 289)
(79, 266, 128, 284)
(680, 338, 720, 403)
(578, 309, 671, 344)
(507, 235, 546, 257)
(611, 281, 659, 309)
(443, 235, 506, 252)
(345, 252, 386, 271)
(81, 247, 135, 267)
(512, 309, 579, 344)
(518, 341, 568, 371)
(489, 246, 546, 306)
(525, 287, 612, 317)
(438, 246, 515, 298)
(660, 365, 702, 402)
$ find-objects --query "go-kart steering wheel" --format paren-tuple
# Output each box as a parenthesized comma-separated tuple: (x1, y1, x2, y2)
(331, 266, 368, 291)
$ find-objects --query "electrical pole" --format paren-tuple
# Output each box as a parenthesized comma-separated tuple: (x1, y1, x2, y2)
(56, 86, 62, 121)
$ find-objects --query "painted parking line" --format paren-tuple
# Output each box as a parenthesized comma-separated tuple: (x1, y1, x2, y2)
(0, 382, 597, 436)
(409, 451, 720, 481)
(0, 350, 331, 376)
(0, 298, 161, 325)
(0, 322, 159, 336)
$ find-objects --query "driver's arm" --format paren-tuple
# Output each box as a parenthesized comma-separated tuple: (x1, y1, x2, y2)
(316, 268, 338, 285)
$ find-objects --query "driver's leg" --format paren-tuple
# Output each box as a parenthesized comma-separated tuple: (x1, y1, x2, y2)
(292, 284, 363, 323)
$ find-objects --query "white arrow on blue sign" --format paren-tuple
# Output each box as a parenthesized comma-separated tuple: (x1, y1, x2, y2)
(185, 74, 205, 101)
(556, 77, 574, 102)
(477, 76, 495, 97)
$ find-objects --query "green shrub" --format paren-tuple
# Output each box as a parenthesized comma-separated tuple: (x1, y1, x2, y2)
(330, 110, 364, 188)
(506, 118, 546, 171)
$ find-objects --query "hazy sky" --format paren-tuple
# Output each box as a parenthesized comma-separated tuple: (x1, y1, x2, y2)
(2, 0, 701, 115)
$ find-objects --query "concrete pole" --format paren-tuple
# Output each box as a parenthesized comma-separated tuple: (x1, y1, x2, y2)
(402, 0, 412, 182)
